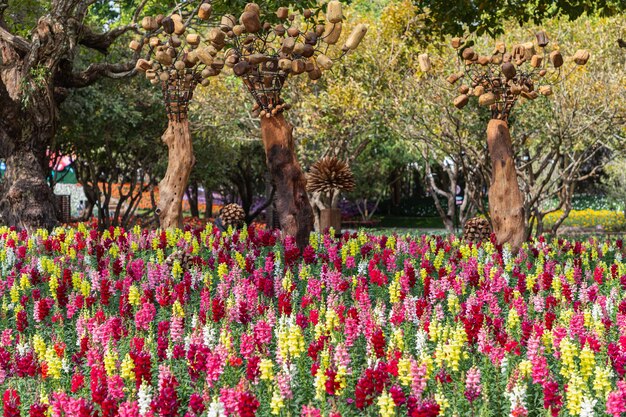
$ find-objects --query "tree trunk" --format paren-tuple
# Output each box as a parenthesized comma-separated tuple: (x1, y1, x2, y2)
(0, 149, 58, 230)
(157, 119, 194, 229)
(320, 208, 342, 232)
(260, 114, 313, 249)
(486, 119, 525, 251)
(0, 33, 59, 230)
(204, 187, 213, 219)
(186, 180, 199, 218)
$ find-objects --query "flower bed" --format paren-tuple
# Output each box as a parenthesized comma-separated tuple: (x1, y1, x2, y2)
(2, 225, 626, 416)
(544, 209, 626, 232)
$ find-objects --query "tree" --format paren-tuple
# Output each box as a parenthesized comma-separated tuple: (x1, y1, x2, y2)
(414, 0, 626, 37)
(0, 0, 148, 230)
(220, 2, 369, 249)
(510, 15, 626, 235)
(193, 75, 276, 224)
(390, 13, 625, 239)
(57, 77, 166, 230)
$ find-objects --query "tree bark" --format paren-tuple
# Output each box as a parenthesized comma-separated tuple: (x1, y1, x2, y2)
(204, 186, 213, 219)
(486, 119, 525, 250)
(0, 25, 59, 230)
(320, 208, 341, 232)
(0, 149, 58, 230)
(186, 180, 199, 218)
(260, 114, 313, 249)
(157, 119, 194, 229)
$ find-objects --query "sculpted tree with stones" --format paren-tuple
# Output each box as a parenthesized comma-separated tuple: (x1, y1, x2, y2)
(222, 2, 367, 249)
(131, 2, 224, 229)
(447, 32, 590, 250)
(0, 0, 147, 230)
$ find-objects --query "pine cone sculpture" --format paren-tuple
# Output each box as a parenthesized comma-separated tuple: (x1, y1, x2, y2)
(307, 156, 355, 194)
(165, 249, 194, 272)
(219, 203, 245, 229)
(463, 217, 492, 243)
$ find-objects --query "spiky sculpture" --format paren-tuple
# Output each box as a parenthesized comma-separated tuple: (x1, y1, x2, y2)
(463, 217, 492, 243)
(307, 156, 354, 232)
(307, 157, 355, 195)
(219, 203, 245, 229)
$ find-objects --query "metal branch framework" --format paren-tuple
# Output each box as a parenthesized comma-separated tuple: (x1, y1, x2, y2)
(131, 1, 224, 121)
(443, 31, 590, 121)
(221, 1, 367, 118)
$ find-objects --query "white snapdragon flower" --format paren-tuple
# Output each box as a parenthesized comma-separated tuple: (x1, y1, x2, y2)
(579, 395, 597, 417)
(357, 261, 368, 276)
(138, 383, 152, 415)
(207, 400, 226, 417)
(415, 328, 428, 356)
(504, 383, 527, 416)
(203, 324, 217, 349)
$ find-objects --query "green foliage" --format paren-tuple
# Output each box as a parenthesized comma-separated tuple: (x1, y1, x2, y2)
(415, 0, 626, 37)
(19, 65, 50, 108)
(57, 76, 166, 226)
(2, 0, 48, 36)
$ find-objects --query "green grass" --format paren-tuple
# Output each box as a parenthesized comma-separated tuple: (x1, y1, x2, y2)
(377, 216, 445, 229)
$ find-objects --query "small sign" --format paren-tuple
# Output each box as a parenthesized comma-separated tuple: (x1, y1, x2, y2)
(455, 195, 464, 206)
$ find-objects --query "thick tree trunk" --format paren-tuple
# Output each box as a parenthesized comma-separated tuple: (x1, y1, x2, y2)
(0, 149, 58, 230)
(0, 30, 59, 230)
(260, 114, 314, 249)
(486, 119, 525, 251)
(157, 119, 194, 229)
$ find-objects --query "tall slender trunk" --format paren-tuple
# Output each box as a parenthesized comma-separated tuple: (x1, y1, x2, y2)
(157, 119, 194, 229)
(486, 119, 525, 251)
(204, 187, 213, 219)
(186, 180, 199, 218)
(260, 114, 313, 249)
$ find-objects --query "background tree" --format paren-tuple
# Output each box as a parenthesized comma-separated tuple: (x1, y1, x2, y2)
(192, 75, 273, 223)
(57, 77, 166, 230)
(414, 0, 625, 36)
(390, 68, 491, 232)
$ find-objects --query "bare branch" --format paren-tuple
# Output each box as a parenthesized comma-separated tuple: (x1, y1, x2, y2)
(79, 23, 138, 55)
(58, 62, 136, 88)
(0, 25, 30, 55)
(133, 0, 150, 23)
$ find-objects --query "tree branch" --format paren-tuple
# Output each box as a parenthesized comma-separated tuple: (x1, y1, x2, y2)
(78, 23, 138, 55)
(58, 62, 136, 88)
(0, 25, 30, 55)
